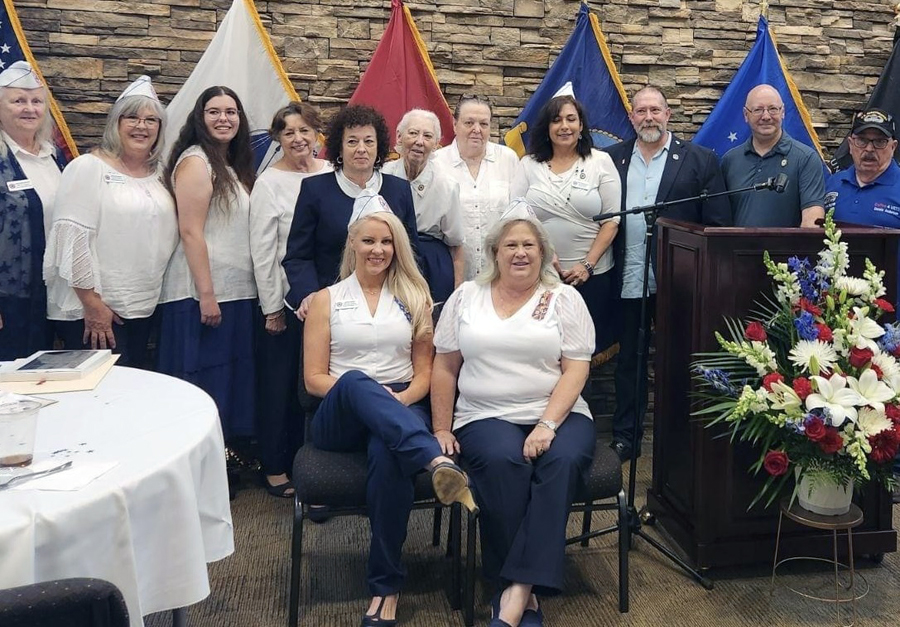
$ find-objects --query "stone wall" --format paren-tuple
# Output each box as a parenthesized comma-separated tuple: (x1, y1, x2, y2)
(16, 0, 900, 152)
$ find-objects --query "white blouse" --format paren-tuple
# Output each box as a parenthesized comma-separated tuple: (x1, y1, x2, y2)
(511, 149, 621, 273)
(327, 273, 414, 385)
(43, 154, 178, 320)
(249, 163, 332, 314)
(381, 159, 465, 246)
(432, 140, 519, 280)
(160, 145, 256, 304)
(434, 281, 594, 430)
(2, 131, 62, 237)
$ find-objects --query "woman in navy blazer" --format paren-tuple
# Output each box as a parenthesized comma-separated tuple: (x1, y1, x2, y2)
(282, 105, 418, 320)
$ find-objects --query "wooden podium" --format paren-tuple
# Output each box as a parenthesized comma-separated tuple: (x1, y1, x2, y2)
(648, 219, 898, 570)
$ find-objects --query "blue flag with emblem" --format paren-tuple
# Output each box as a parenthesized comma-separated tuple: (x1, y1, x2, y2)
(163, 0, 299, 173)
(693, 16, 824, 161)
(1, 0, 78, 160)
(503, 2, 633, 158)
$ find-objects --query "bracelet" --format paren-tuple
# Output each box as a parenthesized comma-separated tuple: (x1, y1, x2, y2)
(537, 419, 558, 432)
(579, 259, 594, 276)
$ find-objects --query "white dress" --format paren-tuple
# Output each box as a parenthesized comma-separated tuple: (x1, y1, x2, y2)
(434, 280, 594, 430)
(432, 140, 519, 279)
(249, 162, 332, 314)
(43, 154, 178, 320)
(160, 145, 256, 304)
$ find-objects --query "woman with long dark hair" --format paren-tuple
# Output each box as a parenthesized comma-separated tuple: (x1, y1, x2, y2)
(157, 86, 257, 454)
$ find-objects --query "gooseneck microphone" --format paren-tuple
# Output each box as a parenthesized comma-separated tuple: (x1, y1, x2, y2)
(773, 173, 789, 193)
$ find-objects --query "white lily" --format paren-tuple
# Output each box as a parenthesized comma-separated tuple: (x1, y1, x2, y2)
(847, 306, 885, 351)
(856, 407, 893, 438)
(846, 369, 895, 414)
(806, 374, 863, 427)
(767, 381, 803, 416)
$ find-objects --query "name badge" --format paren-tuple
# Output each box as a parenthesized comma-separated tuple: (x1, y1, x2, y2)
(334, 299, 359, 311)
(6, 179, 34, 192)
(572, 180, 591, 191)
(104, 172, 127, 184)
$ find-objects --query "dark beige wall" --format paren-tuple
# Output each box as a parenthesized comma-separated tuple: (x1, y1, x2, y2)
(19, 0, 899, 153)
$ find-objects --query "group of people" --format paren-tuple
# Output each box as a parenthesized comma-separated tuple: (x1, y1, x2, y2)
(2, 55, 896, 626)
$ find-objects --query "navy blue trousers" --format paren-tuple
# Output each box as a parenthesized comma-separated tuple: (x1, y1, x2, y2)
(612, 296, 655, 449)
(54, 314, 157, 370)
(311, 370, 443, 596)
(456, 413, 595, 595)
(417, 234, 454, 305)
(255, 310, 304, 476)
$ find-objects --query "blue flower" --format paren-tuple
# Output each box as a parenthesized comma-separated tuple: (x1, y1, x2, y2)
(793, 310, 819, 341)
(878, 322, 900, 354)
(694, 366, 738, 397)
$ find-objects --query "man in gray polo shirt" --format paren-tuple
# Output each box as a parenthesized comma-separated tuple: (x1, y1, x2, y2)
(721, 84, 825, 227)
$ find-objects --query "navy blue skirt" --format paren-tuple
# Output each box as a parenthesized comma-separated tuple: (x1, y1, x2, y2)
(157, 298, 256, 440)
(417, 234, 454, 305)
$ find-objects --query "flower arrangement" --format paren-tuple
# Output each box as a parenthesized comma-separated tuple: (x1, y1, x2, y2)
(692, 213, 900, 508)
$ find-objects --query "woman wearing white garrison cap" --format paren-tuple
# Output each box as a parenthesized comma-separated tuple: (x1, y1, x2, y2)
(43, 75, 178, 368)
(0, 60, 65, 360)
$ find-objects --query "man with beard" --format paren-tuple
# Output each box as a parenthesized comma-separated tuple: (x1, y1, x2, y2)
(722, 84, 824, 227)
(604, 85, 731, 462)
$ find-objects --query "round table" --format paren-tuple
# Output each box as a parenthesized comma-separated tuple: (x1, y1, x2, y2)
(0, 366, 234, 627)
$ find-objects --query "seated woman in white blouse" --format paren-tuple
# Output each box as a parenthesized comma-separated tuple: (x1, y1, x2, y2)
(44, 76, 178, 367)
(303, 191, 476, 626)
(511, 91, 620, 360)
(431, 201, 596, 627)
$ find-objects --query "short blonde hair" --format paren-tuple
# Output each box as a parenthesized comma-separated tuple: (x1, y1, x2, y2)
(339, 212, 434, 338)
(476, 218, 560, 287)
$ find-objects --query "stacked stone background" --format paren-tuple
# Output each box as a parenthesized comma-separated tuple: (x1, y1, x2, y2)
(15, 0, 899, 430)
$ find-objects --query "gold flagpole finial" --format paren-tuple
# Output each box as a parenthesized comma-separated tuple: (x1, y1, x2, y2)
(894, 3, 900, 27)
(761, 1, 769, 19)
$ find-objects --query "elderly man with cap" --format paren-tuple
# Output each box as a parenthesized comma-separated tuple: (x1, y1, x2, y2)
(721, 83, 825, 227)
(44, 75, 177, 368)
(0, 60, 65, 360)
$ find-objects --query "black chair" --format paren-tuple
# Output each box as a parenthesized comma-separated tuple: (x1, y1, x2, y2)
(0, 578, 129, 627)
(460, 443, 629, 625)
(287, 438, 464, 627)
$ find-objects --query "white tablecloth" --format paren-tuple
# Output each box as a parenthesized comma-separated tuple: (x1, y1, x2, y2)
(0, 367, 234, 626)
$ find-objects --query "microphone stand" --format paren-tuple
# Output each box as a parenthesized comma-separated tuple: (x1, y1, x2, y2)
(583, 178, 781, 591)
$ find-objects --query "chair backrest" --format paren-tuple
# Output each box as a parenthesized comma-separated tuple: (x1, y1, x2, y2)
(0, 578, 129, 627)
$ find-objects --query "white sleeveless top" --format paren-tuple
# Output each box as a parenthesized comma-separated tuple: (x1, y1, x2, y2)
(160, 145, 256, 304)
(327, 273, 414, 385)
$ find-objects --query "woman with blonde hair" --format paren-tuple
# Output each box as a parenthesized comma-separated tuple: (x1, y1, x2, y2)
(303, 190, 476, 626)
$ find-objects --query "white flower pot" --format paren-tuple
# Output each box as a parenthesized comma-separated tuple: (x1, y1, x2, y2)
(796, 471, 854, 516)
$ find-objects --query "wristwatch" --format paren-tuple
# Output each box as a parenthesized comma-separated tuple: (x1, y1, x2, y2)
(579, 259, 594, 276)
(537, 419, 558, 432)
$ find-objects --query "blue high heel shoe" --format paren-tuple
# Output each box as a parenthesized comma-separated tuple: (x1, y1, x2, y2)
(489, 592, 512, 627)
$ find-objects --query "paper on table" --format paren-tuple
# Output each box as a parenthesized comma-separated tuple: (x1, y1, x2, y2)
(0, 354, 119, 394)
(11, 461, 118, 491)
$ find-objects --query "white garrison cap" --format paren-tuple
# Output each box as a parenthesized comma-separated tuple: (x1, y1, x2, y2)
(0, 61, 43, 90)
(552, 81, 575, 99)
(349, 189, 393, 226)
(499, 197, 539, 223)
(117, 75, 159, 102)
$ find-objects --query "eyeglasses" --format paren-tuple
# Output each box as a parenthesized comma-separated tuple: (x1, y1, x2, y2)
(849, 136, 892, 150)
(121, 115, 160, 128)
(632, 107, 667, 117)
(744, 105, 783, 118)
(203, 108, 240, 119)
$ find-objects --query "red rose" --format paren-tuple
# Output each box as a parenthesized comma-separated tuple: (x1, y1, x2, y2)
(744, 321, 767, 342)
(798, 298, 823, 316)
(792, 377, 813, 400)
(849, 347, 874, 369)
(762, 372, 785, 392)
(815, 323, 833, 341)
(869, 429, 900, 464)
(874, 298, 895, 313)
(763, 450, 790, 476)
(819, 428, 844, 454)
(804, 416, 827, 442)
(885, 404, 900, 425)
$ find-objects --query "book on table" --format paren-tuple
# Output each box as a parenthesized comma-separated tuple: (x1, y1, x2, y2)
(0, 350, 114, 382)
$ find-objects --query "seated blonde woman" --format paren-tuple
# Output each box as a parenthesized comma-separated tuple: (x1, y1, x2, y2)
(303, 190, 477, 626)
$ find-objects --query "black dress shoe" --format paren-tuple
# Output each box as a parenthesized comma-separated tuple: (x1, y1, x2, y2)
(610, 440, 640, 463)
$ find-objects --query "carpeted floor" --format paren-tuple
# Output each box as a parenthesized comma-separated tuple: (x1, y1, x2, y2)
(146, 439, 900, 627)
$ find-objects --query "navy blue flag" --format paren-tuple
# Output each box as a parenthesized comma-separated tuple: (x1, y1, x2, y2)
(693, 16, 823, 162)
(504, 2, 634, 158)
(1, 0, 78, 160)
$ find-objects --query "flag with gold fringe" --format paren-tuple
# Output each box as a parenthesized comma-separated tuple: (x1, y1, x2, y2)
(503, 2, 633, 159)
(348, 0, 455, 148)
